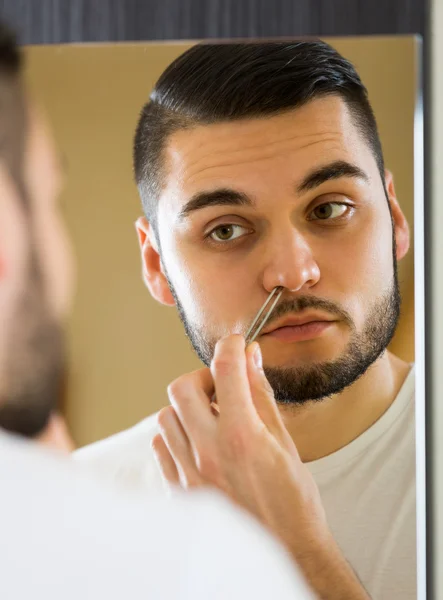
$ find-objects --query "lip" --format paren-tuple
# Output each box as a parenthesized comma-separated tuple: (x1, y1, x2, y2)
(262, 313, 336, 335)
(264, 320, 334, 342)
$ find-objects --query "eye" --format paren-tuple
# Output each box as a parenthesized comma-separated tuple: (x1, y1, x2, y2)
(208, 224, 249, 242)
(310, 202, 350, 221)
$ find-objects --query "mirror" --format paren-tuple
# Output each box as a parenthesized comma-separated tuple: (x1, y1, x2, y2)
(24, 37, 424, 600)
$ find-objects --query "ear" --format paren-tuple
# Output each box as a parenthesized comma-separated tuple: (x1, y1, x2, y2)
(384, 170, 409, 261)
(135, 217, 175, 307)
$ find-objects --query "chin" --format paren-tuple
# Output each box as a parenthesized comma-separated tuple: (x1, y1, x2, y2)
(262, 338, 348, 367)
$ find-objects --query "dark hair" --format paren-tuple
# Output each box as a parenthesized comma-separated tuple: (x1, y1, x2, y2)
(134, 40, 384, 234)
(0, 22, 27, 205)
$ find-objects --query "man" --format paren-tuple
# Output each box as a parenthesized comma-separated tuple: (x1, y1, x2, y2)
(75, 42, 415, 599)
(0, 26, 313, 599)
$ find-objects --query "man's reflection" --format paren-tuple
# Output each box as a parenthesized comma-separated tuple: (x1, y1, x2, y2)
(77, 41, 416, 600)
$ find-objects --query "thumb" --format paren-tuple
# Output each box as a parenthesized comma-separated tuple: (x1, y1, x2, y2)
(246, 343, 300, 455)
(246, 342, 286, 435)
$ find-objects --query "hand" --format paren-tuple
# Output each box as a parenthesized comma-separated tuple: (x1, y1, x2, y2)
(153, 334, 370, 599)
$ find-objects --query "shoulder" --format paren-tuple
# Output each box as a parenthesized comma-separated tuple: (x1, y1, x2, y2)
(73, 413, 164, 493)
(1, 433, 311, 600)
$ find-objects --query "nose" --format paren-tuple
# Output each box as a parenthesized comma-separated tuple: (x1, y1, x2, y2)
(261, 228, 320, 294)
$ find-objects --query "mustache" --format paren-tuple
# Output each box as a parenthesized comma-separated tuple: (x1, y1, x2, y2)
(254, 295, 354, 332)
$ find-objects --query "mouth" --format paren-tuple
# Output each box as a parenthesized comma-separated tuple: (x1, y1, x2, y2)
(262, 314, 337, 343)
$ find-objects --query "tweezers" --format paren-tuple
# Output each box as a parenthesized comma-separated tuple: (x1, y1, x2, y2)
(210, 286, 284, 413)
(244, 286, 284, 344)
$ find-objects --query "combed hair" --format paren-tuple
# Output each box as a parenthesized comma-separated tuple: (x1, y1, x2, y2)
(133, 41, 385, 235)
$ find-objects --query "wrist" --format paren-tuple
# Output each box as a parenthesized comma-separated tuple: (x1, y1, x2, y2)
(288, 531, 371, 600)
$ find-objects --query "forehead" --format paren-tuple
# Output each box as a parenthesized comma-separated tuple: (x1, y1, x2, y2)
(160, 96, 374, 206)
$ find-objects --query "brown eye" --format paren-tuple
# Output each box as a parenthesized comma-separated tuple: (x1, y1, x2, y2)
(311, 203, 348, 220)
(209, 224, 248, 242)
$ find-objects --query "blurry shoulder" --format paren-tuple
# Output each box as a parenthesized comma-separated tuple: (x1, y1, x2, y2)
(72, 413, 163, 493)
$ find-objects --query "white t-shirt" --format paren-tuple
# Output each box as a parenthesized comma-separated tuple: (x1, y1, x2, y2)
(75, 366, 417, 600)
(0, 430, 314, 600)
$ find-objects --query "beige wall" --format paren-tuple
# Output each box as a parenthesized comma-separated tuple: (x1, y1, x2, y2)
(23, 38, 418, 447)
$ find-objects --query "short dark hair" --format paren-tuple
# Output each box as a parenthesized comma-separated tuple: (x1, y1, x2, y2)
(0, 22, 27, 205)
(134, 40, 385, 235)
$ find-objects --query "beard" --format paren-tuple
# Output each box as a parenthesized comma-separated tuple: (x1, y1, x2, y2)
(164, 260, 401, 406)
(0, 255, 65, 437)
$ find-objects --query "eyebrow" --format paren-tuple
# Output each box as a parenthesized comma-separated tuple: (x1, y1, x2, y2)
(178, 189, 253, 221)
(296, 160, 369, 194)
(178, 159, 369, 221)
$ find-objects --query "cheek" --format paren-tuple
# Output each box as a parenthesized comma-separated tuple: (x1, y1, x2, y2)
(164, 236, 252, 333)
(0, 191, 29, 354)
(33, 207, 75, 320)
(321, 213, 394, 321)
(358, 214, 394, 290)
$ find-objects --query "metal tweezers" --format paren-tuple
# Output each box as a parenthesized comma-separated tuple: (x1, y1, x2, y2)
(244, 286, 284, 344)
(210, 286, 284, 413)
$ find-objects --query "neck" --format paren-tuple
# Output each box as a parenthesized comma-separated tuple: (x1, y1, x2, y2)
(34, 412, 75, 454)
(278, 351, 411, 463)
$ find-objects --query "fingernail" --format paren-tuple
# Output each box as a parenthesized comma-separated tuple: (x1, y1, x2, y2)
(253, 344, 263, 369)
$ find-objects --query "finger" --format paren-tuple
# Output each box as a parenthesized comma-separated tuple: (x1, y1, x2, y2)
(246, 342, 287, 431)
(211, 334, 259, 424)
(168, 368, 217, 447)
(246, 342, 301, 457)
(151, 432, 180, 485)
(157, 406, 203, 489)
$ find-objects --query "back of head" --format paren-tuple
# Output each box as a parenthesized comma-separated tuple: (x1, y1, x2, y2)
(134, 41, 384, 235)
(0, 23, 68, 440)
(0, 24, 26, 202)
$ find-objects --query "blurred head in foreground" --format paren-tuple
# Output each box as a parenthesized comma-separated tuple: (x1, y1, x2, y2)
(0, 23, 75, 450)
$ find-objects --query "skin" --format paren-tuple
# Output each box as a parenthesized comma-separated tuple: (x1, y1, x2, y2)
(24, 105, 74, 323)
(136, 96, 411, 598)
(0, 103, 75, 452)
(36, 412, 75, 453)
